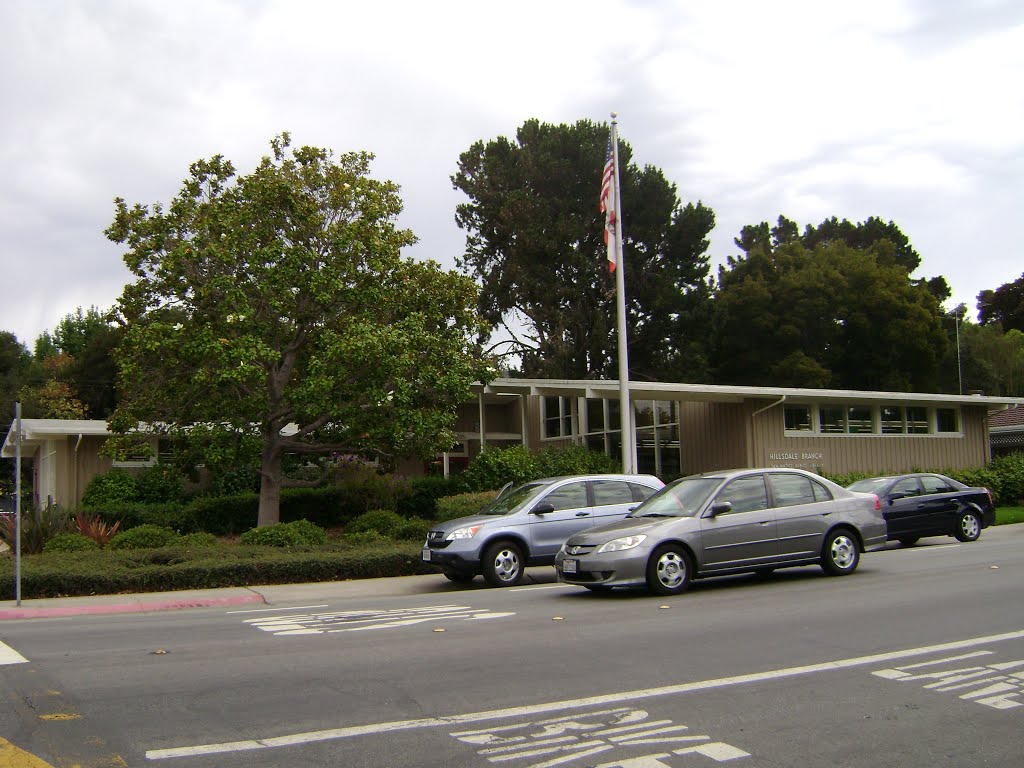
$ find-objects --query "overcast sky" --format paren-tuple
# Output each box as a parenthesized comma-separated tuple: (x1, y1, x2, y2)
(2, 0, 1021, 349)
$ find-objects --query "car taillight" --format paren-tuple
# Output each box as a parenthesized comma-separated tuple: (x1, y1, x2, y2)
(873, 494, 881, 511)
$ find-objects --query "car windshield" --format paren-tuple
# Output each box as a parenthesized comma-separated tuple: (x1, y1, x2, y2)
(478, 482, 550, 515)
(847, 478, 894, 493)
(629, 476, 723, 518)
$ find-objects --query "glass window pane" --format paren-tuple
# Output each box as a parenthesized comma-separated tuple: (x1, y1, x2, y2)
(655, 401, 676, 427)
(634, 400, 655, 427)
(716, 475, 769, 513)
(820, 407, 844, 434)
(784, 406, 811, 431)
(847, 406, 873, 434)
(811, 479, 833, 501)
(586, 399, 604, 433)
(543, 396, 561, 438)
(907, 407, 929, 433)
(768, 473, 816, 507)
(542, 482, 588, 511)
(592, 480, 635, 506)
(936, 408, 958, 433)
(881, 406, 904, 434)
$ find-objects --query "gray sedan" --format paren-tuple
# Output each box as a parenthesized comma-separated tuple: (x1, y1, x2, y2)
(555, 467, 887, 595)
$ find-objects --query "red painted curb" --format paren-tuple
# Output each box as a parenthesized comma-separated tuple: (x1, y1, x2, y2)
(0, 593, 266, 619)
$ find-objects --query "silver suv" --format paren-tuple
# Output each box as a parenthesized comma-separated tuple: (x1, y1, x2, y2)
(422, 474, 664, 587)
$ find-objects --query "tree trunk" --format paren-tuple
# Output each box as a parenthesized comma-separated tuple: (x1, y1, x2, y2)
(257, 443, 283, 527)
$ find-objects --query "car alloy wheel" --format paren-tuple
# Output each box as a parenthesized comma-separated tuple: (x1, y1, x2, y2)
(822, 529, 860, 576)
(482, 541, 525, 587)
(954, 511, 981, 542)
(646, 545, 692, 596)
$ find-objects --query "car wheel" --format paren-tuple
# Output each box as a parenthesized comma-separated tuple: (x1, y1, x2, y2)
(482, 541, 525, 587)
(821, 529, 860, 576)
(443, 571, 475, 583)
(898, 537, 919, 547)
(645, 545, 692, 596)
(954, 510, 982, 542)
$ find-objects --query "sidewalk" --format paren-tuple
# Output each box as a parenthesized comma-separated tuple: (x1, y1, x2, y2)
(0, 572, 484, 620)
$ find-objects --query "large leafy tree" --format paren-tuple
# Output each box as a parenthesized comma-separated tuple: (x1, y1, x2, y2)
(453, 118, 716, 381)
(713, 219, 948, 390)
(106, 134, 493, 526)
(34, 306, 121, 418)
(978, 272, 1024, 333)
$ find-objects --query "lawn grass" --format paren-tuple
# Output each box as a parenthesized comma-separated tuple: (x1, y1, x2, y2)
(996, 506, 1024, 526)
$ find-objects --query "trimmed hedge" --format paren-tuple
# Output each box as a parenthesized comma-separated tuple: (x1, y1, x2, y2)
(0, 542, 432, 600)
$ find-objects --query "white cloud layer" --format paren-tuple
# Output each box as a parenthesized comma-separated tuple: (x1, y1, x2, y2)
(1, 0, 1021, 348)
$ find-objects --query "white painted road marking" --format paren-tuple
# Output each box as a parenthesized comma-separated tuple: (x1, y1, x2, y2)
(873, 651, 1024, 710)
(244, 604, 516, 636)
(0, 639, 28, 665)
(145, 627, 1024, 760)
(226, 604, 329, 614)
(453, 707, 749, 765)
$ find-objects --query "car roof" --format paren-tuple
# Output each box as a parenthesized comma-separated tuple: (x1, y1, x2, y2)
(532, 473, 663, 485)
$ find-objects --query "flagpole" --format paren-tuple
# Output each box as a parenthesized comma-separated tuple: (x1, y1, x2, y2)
(609, 114, 635, 474)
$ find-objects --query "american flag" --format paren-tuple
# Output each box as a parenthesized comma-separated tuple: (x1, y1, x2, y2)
(599, 131, 617, 272)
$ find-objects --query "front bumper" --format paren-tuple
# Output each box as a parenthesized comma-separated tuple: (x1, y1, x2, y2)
(421, 539, 482, 573)
(554, 549, 650, 588)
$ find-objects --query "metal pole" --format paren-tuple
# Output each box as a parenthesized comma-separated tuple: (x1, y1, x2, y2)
(610, 114, 635, 474)
(15, 401, 22, 606)
(955, 307, 963, 395)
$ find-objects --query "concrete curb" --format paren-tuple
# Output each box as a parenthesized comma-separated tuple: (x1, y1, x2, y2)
(0, 592, 266, 620)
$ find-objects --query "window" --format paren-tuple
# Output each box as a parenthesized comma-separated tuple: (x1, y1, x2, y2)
(591, 480, 635, 506)
(819, 407, 845, 434)
(629, 482, 661, 502)
(586, 399, 604, 432)
(907, 407, 929, 434)
(811, 479, 833, 501)
(543, 397, 575, 439)
(891, 478, 921, 497)
(768, 473, 816, 507)
(936, 408, 959, 433)
(847, 406, 873, 434)
(716, 475, 769, 513)
(542, 482, 588, 511)
(881, 406, 904, 434)
(784, 406, 812, 431)
(921, 475, 954, 494)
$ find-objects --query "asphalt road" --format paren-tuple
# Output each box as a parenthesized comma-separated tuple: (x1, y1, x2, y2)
(2, 526, 1023, 768)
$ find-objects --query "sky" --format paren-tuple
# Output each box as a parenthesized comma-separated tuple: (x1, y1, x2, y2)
(1, 0, 1022, 350)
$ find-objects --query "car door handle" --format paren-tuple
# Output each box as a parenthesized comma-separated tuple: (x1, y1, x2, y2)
(575, 512, 591, 517)
(759, 521, 771, 526)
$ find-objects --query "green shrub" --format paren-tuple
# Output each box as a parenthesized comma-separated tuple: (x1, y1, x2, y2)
(394, 516, 431, 541)
(108, 524, 181, 550)
(434, 491, 499, 522)
(535, 445, 619, 478)
(989, 452, 1024, 505)
(94, 502, 198, 533)
(81, 469, 138, 508)
(43, 532, 100, 553)
(345, 530, 387, 545)
(395, 475, 462, 518)
(346, 509, 406, 539)
(177, 532, 220, 548)
(460, 445, 539, 492)
(134, 464, 185, 504)
(209, 466, 261, 496)
(239, 519, 327, 547)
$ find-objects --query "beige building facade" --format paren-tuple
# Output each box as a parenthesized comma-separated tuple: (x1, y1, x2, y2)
(5, 380, 1023, 509)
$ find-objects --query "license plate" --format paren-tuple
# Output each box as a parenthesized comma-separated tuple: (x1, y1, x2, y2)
(562, 559, 577, 574)
(422, 548, 431, 562)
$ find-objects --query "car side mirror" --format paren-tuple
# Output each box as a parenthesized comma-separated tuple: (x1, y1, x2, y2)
(530, 502, 555, 515)
(709, 501, 732, 517)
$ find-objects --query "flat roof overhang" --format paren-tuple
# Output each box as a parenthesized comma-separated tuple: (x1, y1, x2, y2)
(472, 378, 1024, 410)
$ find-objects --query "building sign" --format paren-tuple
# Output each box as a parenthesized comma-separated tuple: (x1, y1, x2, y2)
(767, 451, 825, 469)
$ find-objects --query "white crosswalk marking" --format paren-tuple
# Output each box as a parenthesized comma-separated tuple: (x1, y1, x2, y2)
(245, 604, 515, 636)
(0, 640, 28, 665)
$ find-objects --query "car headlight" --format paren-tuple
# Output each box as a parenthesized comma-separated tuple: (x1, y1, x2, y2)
(446, 525, 482, 540)
(597, 535, 647, 553)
